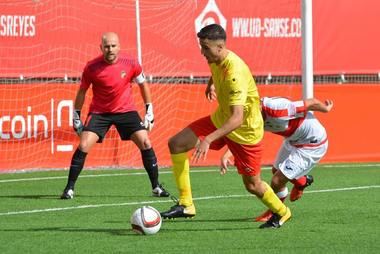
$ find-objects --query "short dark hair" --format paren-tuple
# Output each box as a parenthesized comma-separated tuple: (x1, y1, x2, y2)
(197, 24, 226, 41)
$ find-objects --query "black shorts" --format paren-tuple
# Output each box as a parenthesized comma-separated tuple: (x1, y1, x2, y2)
(83, 111, 145, 143)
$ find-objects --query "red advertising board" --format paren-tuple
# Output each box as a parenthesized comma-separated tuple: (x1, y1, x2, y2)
(313, 0, 380, 74)
(1, 0, 380, 170)
(0, 0, 137, 77)
(0, 83, 379, 171)
(1, 0, 379, 77)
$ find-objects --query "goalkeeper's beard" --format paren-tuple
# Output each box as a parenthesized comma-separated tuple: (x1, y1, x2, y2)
(105, 53, 117, 63)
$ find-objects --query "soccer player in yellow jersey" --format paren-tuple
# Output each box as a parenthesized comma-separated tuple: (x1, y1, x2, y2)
(160, 24, 291, 228)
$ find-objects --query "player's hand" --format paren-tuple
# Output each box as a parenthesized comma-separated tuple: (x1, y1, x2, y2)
(192, 138, 210, 163)
(324, 99, 334, 112)
(220, 155, 232, 175)
(205, 84, 216, 101)
(73, 110, 83, 136)
(144, 103, 154, 131)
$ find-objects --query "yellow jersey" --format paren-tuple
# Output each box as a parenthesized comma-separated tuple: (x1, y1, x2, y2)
(210, 51, 263, 145)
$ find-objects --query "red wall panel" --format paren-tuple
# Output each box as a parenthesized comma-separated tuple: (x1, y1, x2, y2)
(0, 83, 379, 171)
(1, 0, 379, 77)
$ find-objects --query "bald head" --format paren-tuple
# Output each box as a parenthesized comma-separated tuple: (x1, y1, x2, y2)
(101, 32, 119, 45)
(100, 32, 120, 64)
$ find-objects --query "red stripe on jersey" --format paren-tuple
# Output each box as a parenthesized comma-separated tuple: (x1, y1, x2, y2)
(262, 105, 289, 118)
(297, 101, 307, 114)
(276, 117, 305, 137)
(261, 98, 307, 137)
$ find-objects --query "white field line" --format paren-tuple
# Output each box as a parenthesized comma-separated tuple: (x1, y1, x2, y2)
(0, 185, 379, 216)
(0, 169, 218, 183)
(0, 163, 379, 184)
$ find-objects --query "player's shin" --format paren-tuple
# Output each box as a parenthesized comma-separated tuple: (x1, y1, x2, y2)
(171, 153, 193, 207)
(66, 148, 87, 189)
(141, 148, 159, 189)
(260, 182, 287, 216)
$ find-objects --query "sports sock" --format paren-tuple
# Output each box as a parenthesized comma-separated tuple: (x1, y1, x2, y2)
(66, 148, 87, 190)
(141, 148, 159, 189)
(260, 182, 287, 216)
(276, 187, 289, 202)
(171, 153, 193, 207)
(291, 176, 307, 188)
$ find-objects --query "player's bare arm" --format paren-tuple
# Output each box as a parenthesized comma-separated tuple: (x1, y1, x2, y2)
(220, 148, 233, 175)
(138, 81, 152, 104)
(74, 88, 87, 110)
(72, 88, 87, 135)
(192, 105, 243, 163)
(305, 98, 334, 113)
(138, 82, 155, 131)
(205, 77, 216, 101)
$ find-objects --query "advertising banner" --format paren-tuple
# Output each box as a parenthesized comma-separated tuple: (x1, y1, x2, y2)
(139, 0, 302, 76)
(1, 83, 379, 171)
(0, 0, 137, 77)
(1, 0, 379, 77)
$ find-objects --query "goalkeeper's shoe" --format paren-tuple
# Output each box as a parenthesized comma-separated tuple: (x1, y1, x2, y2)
(254, 209, 273, 222)
(60, 188, 74, 199)
(152, 184, 170, 197)
(259, 207, 291, 229)
(160, 197, 196, 219)
(290, 175, 314, 202)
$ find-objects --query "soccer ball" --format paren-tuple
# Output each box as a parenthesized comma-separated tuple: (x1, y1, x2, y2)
(130, 206, 162, 235)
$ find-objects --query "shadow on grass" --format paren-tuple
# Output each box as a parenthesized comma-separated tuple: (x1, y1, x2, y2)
(0, 227, 133, 236)
(0, 193, 148, 200)
(0, 224, 258, 235)
(162, 217, 253, 223)
(0, 195, 60, 200)
(0, 217, 259, 235)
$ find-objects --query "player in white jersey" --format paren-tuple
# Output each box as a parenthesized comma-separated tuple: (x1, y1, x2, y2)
(220, 97, 333, 222)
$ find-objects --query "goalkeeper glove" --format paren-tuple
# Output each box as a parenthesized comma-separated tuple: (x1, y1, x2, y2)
(144, 103, 154, 131)
(73, 110, 83, 135)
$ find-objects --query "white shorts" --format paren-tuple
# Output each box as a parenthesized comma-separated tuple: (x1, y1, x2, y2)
(273, 140, 328, 180)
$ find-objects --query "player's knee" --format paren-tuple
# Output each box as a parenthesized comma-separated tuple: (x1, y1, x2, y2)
(244, 184, 253, 193)
(141, 138, 152, 150)
(131, 131, 152, 150)
(243, 180, 260, 196)
(77, 133, 98, 152)
(245, 185, 261, 196)
(78, 141, 92, 153)
(168, 137, 179, 153)
(168, 135, 195, 154)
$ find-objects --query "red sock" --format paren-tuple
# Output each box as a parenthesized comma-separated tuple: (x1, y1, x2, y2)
(291, 176, 307, 188)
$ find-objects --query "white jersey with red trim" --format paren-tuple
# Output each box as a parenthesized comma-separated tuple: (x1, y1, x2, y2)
(261, 97, 327, 146)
